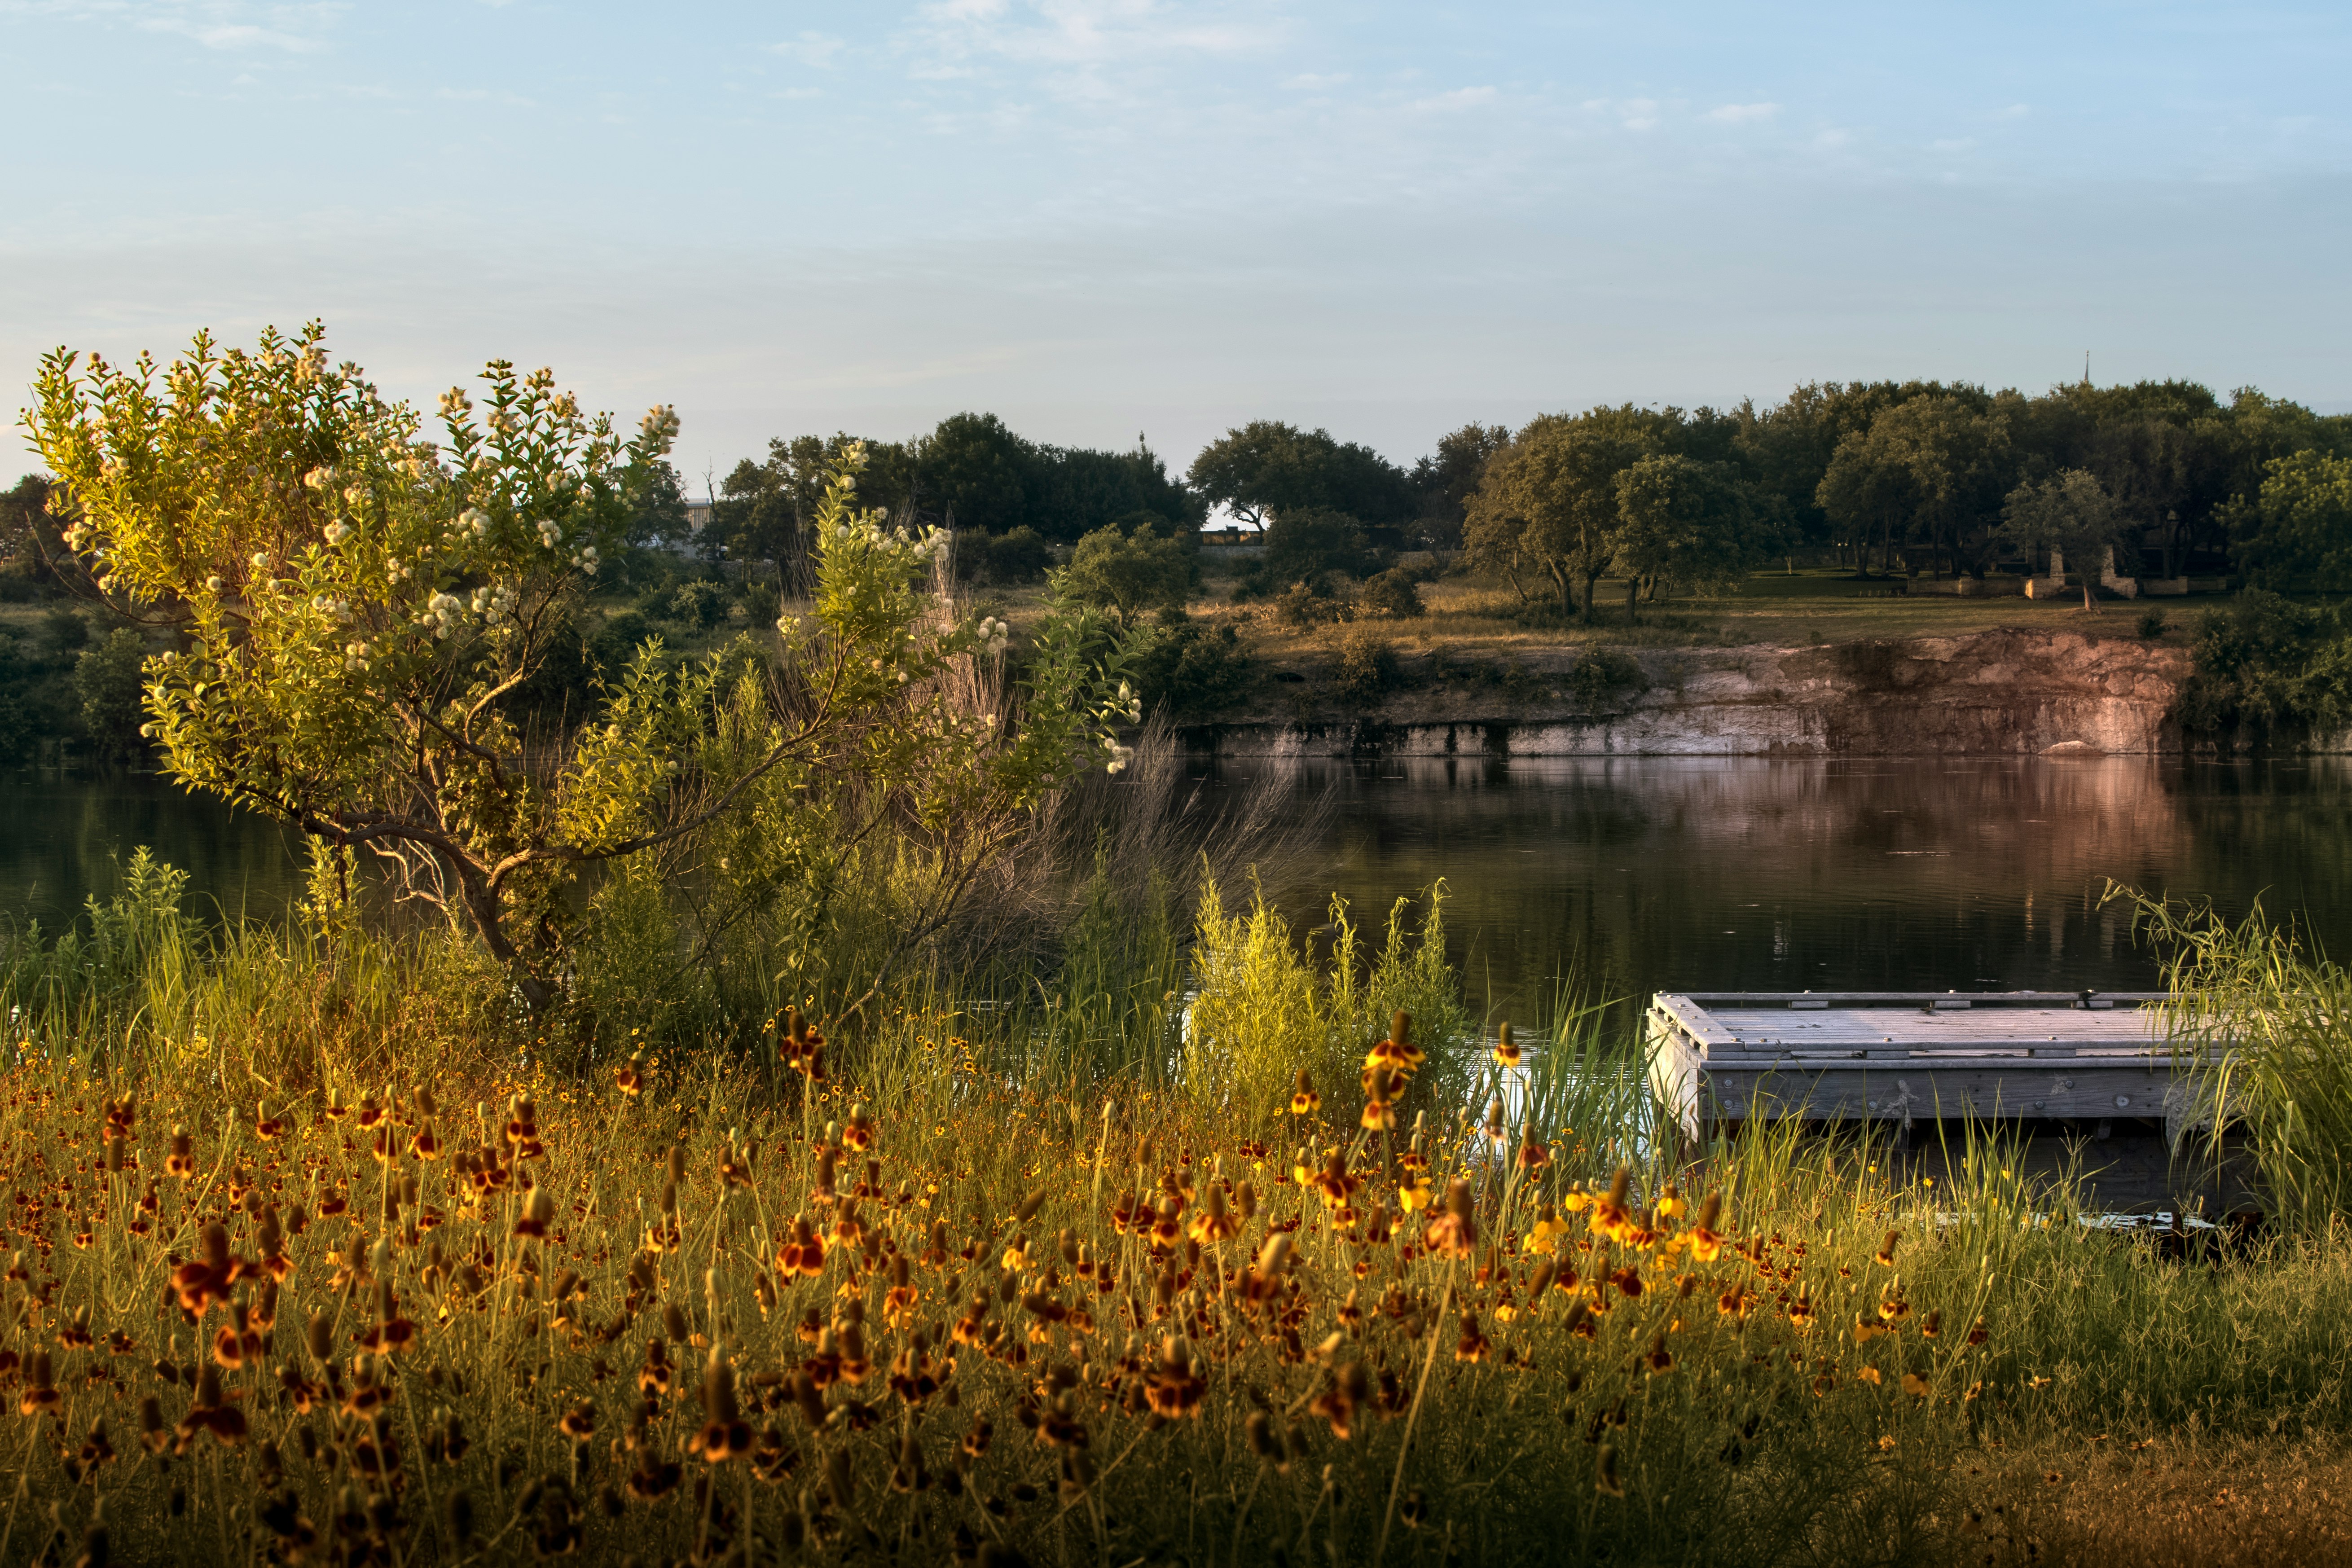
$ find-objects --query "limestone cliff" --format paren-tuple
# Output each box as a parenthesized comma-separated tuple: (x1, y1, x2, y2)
(1210, 629, 2193, 758)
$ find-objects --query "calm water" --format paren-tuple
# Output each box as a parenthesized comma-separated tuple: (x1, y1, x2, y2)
(7, 760, 2351, 1028)
(1244, 755, 2352, 1025)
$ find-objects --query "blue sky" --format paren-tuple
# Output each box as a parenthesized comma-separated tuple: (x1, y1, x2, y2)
(4, 1, 2348, 481)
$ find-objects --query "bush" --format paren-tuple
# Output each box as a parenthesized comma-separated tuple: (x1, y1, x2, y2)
(1332, 625, 1398, 706)
(1273, 578, 1351, 627)
(957, 525, 1054, 585)
(2137, 606, 2169, 640)
(2178, 590, 2352, 736)
(1568, 648, 1647, 710)
(1060, 523, 1194, 620)
(1360, 565, 1424, 618)
(73, 627, 148, 762)
(667, 578, 726, 628)
(0, 635, 36, 765)
(1130, 613, 1254, 722)
(591, 609, 655, 674)
(742, 581, 781, 626)
(42, 603, 87, 651)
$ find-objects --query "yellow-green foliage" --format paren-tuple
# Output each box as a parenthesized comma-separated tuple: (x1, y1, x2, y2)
(1185, 875, 1473, 1125)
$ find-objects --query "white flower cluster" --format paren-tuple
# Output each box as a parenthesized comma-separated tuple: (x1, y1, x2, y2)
(61, 520, 96, 553)
(461, 509, 490, 538)
(1116, 680, 1144, 723)
(973, 615, 1011, 656)
(303, 466, 338, 491)
(323, 521, 352, 546)
(423, 592, 466, 640)
(570, 545, 600, 575)
(639, 405, 681, 444)
(437, 387, 470, 419)
(1107, 741, 1135, 776)
(343, 639, 374, 673)
(472, 580, 519, 627)
(917, 528, 950, 566)
(311, 593, 355, 624)
(535, 518, 563, 550)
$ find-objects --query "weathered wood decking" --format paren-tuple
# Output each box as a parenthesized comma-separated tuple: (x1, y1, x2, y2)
(1645, 991, 2258, 1214)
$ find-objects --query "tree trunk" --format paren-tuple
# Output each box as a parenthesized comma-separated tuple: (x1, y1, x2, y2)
(1581, 569, 1602, 623)
(456, 861, 556, 1011)
(1624, 578, 1640, 625)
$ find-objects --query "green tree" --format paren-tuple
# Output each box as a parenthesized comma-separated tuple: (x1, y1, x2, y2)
(1817, 395, 2013, 577)
(1188, 421, 1413, 536)
(1060, 523, 1195, 621)
(22, 325, 1139, 1008)
(74, 626, 149, 763)
(1410, 423, 1510, 552)
(1464, 407, 1666, 619)
(1260, 506, 1379, 588)
(1611, 455, 1754, 622)
(1997, 468, 2136, 610)
(2237, 451, 2352, 591)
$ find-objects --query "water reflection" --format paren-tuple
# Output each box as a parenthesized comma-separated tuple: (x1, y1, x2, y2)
(0, 768, 300, 927)
(8, 758, 2351, 1035)
(1237, 755, 2352, 1025)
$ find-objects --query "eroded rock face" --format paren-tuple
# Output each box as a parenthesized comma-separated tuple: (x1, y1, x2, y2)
(1214, 630, 2194, 757)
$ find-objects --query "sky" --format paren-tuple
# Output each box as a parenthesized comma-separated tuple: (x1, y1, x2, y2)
(3, 0, 2349, 485)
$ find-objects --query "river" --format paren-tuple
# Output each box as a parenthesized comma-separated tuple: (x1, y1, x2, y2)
(8, 758, 2351, 1025)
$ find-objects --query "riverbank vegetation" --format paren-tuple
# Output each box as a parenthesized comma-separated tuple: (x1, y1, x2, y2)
(6, 326, 2352, 1562)
(3, 853, 2352, 1567)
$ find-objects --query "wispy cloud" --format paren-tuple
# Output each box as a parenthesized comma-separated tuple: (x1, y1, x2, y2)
(1584, 96, 1661, 131)
(1409, 84, 1495, 113)
(910, 0, 1280, 71)
(1705, 101, 1777, 124)
(769, 30, 845, 67)
(1, 0, 343, 51)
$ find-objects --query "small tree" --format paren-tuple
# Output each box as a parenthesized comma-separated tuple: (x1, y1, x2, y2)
(1611, 455, 1753, 623)
(1060, 523, 1194, 621)
(25, 324, 1139, 1008)
(1999, 468, 2137, 610)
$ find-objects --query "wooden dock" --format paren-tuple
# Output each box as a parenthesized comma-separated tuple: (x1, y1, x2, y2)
(1645, 991, 2260, 1215)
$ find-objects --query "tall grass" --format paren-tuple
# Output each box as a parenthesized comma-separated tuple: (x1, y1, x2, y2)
(2111, 880, 2352, 1234)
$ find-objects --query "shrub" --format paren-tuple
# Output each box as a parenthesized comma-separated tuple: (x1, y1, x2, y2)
(1273, 578, 1351, 627)
(0, 635, 37, 765)
(743, 580, 781, 626)
(1130, 612, 1254, 721)
(42, 602, 87, 651)
(1332, 625, 1398, 706)
(1184, 874, 1472, 1122)
(2137, 606, 2169, 640)
(957, 525, 1053, 585)
(1360, 565, 1424, 618)
(1060, 523, 1194, 620)
(74, 626, 148, 762)
(1568, 647, 1647, 710)
(668, 577, 727, 627)
(2178, 590, 2352, 736)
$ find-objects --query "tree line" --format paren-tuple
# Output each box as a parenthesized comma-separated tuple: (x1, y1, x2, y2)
(644, 377, 2352, 620)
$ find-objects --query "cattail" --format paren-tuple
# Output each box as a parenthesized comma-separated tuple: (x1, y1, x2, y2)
(666, 1144, 686, 1189)
(1596, 1444, 1625, 1497)
(307, 1311, 333, 1363)
(1605, 1165, 1631, 1209)
(826, 1448, 856, 1509)
(1484, 1098, 1504, 1141)
(1874, 1229, 1900, 1266)
(445, 1488, 475, 1544)
(662, 1303, 689, 1343)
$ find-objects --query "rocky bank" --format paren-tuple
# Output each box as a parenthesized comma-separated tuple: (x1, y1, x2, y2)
(1210, 629, 2195, 758)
